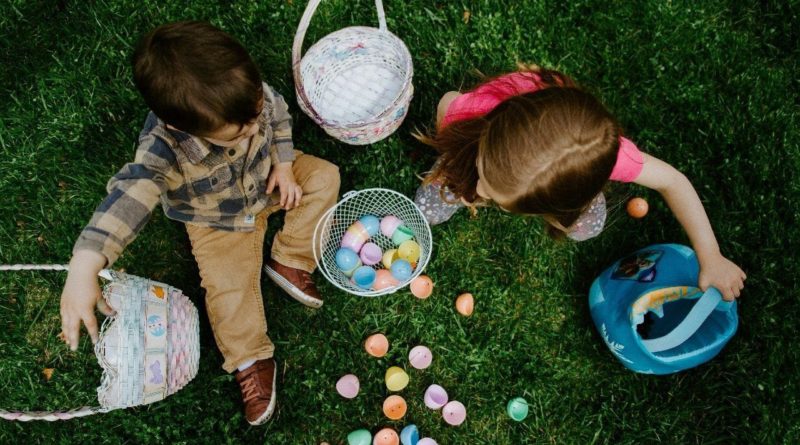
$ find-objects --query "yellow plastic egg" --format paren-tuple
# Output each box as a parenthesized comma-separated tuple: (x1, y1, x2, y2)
(382, 395, 407, 420)
(456, 293, 474, 316)
(382, 249, 399, 269)
(385, 366, 409, 392)
(373, 428, 399, 445)
(365, 333, 390, 358)
(397, 240, 421, 264)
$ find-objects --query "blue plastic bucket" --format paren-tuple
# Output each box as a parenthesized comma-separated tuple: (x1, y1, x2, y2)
(589, 244, 738, 374)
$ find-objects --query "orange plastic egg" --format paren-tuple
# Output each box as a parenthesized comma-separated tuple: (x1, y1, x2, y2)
(382, 395, 408, 420)
(455, 293, 474, 316)
(627, 197, 649, 219)
(409, 275, 434, 299)
(373, 428, 399, 445)
(365, 333, 390, 357)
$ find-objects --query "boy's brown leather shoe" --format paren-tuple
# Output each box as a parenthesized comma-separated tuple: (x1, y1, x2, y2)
(264, 259, 323, 308)
(235, 358, 277, 425)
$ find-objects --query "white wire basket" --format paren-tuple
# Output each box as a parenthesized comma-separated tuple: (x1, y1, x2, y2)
(314, 188, 433, 296)
(292, 0, 414, 145)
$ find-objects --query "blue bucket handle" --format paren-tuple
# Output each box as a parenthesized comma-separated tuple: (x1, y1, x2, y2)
(641, 287, 732, 353)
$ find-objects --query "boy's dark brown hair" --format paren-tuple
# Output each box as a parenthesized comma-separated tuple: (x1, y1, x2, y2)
(417, 67, 621, 235)
(132, 21, 263, 136)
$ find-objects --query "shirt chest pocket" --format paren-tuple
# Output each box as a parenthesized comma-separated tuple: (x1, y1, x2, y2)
(189, 164, 235, 196)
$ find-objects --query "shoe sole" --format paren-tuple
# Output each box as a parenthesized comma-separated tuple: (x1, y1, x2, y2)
(264, 265, 324, 308)
(248, 368, 277, 426)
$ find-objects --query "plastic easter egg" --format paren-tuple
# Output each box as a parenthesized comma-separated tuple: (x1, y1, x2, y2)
(335, 374, 360, 399)
(360, 242, 383, 266)
(397, 240, 421, 264)
(423, 384, 448, 410)
(391, 225, 415, 246)
(627, 197, 649, 219)
(455, 293, 474, 316)
(383, 395, 408, 420)
(348, 429, 372, 445)
(342, 221, 371, 252)
(336, 248, 361, 276)
(390, 259, 413, 282)
(408, 345, 433, 369)
(442, 401, 467, 426)
(400, 425, 419, 445)
(409, 275, 433, 299)
(365, 333, 389, 357)
(352, 266, 377, 289)
(385, 366, 409, 391)
(382, 249, 399, 269)
(359, 214, 381, 237)
(417, 439, 438, 445)
(506, 397, 529, 421)
(380, 215, 403, 238)
(374, 269, 400, 291)
(373, 428, 399, 445)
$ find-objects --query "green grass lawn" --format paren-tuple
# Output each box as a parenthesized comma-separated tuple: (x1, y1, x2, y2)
(1, 0, 798, 443)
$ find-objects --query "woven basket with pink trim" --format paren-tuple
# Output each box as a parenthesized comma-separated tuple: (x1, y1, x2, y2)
(293, 0, 414, 145)
(0, 265, 200, 421)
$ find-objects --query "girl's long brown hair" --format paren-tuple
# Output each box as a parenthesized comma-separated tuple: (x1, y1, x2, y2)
(416, 66, 621, 232)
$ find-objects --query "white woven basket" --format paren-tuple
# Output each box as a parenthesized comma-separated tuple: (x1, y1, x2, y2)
(0, 265, 200, 421)
(292, 0, 414, 145)
(313, 188, 433, 296)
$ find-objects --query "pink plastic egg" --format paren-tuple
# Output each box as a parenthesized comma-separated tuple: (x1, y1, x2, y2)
(442, 401, 467, 426)
(455, 293, 474, 316)
(335, 374, 360, 399)
(423, 384, 448, 410)
(380, 215, 403, 238)
(373, 269, 400, 291)
(373, 428, 399, 445)
(365, 333, 389, 357)
(359, 242, 383, 266)
(408, 345, 433, 370)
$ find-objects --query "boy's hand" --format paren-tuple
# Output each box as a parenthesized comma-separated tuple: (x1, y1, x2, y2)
(267, 161, 302, 210)
(698, 253, 746, 301)
(60, 250, 114, 351)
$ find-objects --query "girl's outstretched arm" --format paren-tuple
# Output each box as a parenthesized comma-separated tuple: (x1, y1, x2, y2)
(634, 153, 746, 301)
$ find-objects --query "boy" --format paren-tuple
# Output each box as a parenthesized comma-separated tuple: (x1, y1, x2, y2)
(58, 21, 340, 425)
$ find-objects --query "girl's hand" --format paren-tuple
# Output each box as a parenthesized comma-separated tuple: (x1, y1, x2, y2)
(698, 253, 746, 301)
(60, 250, 114, 351)
(267, 161, 302, 210)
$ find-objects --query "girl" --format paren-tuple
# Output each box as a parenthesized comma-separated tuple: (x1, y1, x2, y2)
(415, 66, 746, 301)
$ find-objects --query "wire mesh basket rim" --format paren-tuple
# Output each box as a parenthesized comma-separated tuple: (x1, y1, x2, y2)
(313, 188, 433, 297)
(298, 25, 414, 129)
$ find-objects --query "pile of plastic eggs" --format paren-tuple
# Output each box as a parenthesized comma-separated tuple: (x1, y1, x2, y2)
(335, 215, 422, 290)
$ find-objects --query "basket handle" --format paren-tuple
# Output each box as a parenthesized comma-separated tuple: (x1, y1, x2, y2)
(641, 287, 735, 353)
(292, 0, 388, 122)
(0, 264, 115, 421)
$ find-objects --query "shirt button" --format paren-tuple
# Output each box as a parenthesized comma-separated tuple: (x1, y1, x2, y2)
(228, 149, 236, 156)
(248, 184, 254, 191)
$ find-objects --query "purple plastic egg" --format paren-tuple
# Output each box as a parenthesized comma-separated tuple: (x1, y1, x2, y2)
(359, 242, 383, 266)
(442, 401, 466, 426)
(336, 374, 360, 399)
(423, 384, 448, 410)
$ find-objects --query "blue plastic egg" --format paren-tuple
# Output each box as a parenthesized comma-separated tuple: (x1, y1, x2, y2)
(390, 259, 413, 282)
(400, 424, 419, 445)
(359, 215, 381, 237)
(352, 266, 377, 289)
(336, 248, 361, 275)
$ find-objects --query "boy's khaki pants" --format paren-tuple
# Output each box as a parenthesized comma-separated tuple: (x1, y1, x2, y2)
(185, 153, 339, 373)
